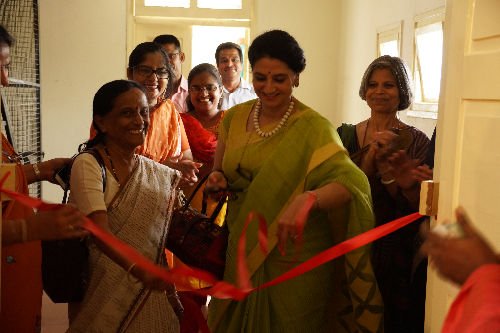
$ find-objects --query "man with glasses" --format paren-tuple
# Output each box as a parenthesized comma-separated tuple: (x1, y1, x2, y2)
(215, 42, 256, 110)
(153, 34, 188, 113)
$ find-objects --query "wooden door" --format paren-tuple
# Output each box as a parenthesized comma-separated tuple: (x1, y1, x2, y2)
(426, 0, 500, 331)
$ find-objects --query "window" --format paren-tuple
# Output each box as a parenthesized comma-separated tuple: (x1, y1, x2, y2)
(191, 26, 249, 78)
(133, 0, 251, 78)
(410, 7, 445, 118)
(144, 0, 189, 8)
(137, 0, 250, 20)
(197, 0, 242, 9)
(144, 0, 242, 9)
(377, 22, 402, 57)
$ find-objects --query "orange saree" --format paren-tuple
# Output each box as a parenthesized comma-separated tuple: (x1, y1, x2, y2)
(441, 264, 500, 333)
(0, 134, 42, 333)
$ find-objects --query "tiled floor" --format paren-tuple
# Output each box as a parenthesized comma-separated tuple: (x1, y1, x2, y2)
(41, 292, 68, 333)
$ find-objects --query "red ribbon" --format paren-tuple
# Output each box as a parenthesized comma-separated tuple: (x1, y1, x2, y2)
(0, 172, 423, 300)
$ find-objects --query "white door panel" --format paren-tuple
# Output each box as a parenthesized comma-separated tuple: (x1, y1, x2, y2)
(427, 0, 500, 331)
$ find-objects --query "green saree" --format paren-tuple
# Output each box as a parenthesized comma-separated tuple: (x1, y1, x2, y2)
(208, 99, 383, 333)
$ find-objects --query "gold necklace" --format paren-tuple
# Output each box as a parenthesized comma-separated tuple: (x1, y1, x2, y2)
(104, 146, 121, 186)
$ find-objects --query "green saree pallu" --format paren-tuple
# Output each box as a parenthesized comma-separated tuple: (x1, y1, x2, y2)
(208, 99, 384, 333)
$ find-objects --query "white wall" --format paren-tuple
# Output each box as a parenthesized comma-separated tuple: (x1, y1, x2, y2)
(336, 0, 443, 137)
(39, 0, 127, 202)
(252, 0, 342, 122)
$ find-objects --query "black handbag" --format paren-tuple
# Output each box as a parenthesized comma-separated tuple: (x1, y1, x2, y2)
(41, 149, 106, 303)
(166, 176, 228, 279)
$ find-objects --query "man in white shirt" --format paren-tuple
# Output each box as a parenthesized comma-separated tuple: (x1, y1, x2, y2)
(215, 42, 256, 110)
(154, 34, 189, 113)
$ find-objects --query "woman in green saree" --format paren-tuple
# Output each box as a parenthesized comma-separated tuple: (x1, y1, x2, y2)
(206, 30, 383, 332)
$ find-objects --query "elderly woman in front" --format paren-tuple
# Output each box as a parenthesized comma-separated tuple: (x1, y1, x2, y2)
(337, 55, 430, 333)
(68, 80, 181, 332)
(206, 30, 383, 333)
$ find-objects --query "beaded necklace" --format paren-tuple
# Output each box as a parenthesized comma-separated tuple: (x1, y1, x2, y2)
(104, 146, 121, 186)
(253, 98, 294, 138)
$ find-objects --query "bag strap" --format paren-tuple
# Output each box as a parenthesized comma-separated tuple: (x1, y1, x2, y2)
(182, 173, 210, 209)
(182, 172, 227, 223)
(62, 148, 107, 203)
(203, 190, 227, 222)
(85, 148, 107, 192)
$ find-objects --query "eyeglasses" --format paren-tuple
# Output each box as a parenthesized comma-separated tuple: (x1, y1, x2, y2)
(189, 84, 219, 93)
(167, 52, 179, 60)
(132, 65, 169, 79)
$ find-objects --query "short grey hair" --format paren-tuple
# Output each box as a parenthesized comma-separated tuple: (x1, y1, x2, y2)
(359, 55, 413, 111)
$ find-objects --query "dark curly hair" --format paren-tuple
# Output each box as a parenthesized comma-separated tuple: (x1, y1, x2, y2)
(359, 55, 413, 111)
(128, 42, 175, 99)
(248, 30, 306, 74)
(186, 63, 223, 112)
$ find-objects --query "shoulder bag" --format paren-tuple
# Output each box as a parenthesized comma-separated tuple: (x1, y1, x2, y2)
(166, 175, 228, 280)
(41, 148, 106, 303)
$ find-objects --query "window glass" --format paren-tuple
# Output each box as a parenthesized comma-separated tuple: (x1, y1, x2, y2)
(144, 0, 189, 8)
(379, 40, 399, 57)
(197, 0, 242, 9)
(376, 22, 401, 58)
(192, 25, 249, 77)
(409, 8, 444, 116)
(414, 22, 443, 103)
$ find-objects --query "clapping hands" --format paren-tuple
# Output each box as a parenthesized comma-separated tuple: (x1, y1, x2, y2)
(421, 207, 499, 285)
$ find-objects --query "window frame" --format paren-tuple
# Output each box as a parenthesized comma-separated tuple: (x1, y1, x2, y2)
(376, 21, 403, 58)
(130, 0, 252, 80)
(136, 0, 251, 21)
(408, 7, 445, 119)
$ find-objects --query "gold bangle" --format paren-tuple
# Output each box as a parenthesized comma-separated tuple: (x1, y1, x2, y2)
(32, 163, 42, 181)
(126, 263, 139, 284)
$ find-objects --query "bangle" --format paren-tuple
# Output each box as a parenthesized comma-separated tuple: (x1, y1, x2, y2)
(380, 178, 396, 185)
(305, 191, 320, 210)
(126, 263, 139, 284)
(32, 163, 42, 181)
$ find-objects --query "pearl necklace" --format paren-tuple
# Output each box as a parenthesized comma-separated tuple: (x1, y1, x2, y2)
(253, 98, 294, 138)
